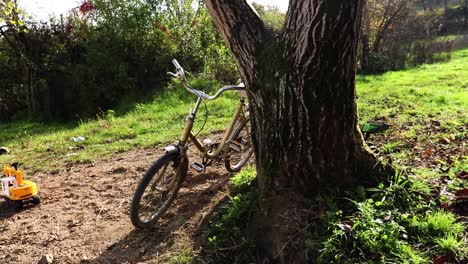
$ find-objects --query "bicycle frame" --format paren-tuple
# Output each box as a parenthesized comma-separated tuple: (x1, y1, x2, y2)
(179, 97, 246, 159)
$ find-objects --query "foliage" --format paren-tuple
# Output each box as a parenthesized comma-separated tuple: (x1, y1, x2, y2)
(359, 0, 467, 73)
(251, 2, 285, 31)
(316, 171, 466, 263)
(0, 79, 240, 173)
(0, 0, 236, 121)
(0, 0, 26, 27)
(2, 47, 467, 175)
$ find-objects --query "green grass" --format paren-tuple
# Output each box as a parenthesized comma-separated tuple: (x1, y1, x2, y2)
(169, 249, 199, 264)
(1, 48, 467, 177)
(316, 172, 467, 263)
(357, 48, 468, 126)
(0, 79, 239, 173)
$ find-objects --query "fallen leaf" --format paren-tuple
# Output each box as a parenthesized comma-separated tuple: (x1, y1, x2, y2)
(422, 148, 434, 159)
(455, 189, 468, 195)
(440, 137, 451, 144)
(434, 255, 447, 264)
(455, 189, 468, 201)
(338, 222, 352, 232)
(456, 171, 468, 179)
(440, 203, 449, 209)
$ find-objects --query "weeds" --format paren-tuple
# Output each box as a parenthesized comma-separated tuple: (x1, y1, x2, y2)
(382, 141, 400, 154)
(169, 249, 199, 264)
(204, 167, 259, 263)
(316, 171, 467, 263)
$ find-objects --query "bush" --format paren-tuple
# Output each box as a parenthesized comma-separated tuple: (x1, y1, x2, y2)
(0, 1, 238, 121)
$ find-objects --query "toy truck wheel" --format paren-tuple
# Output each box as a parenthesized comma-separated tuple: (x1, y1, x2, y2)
(32, 195, 40, 205)
(12, 200, 23, 211)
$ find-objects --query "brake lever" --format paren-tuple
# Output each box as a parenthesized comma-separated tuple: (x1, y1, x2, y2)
(167, 72, 178, 78)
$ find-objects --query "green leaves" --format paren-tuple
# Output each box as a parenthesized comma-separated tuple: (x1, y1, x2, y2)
(1, 0, 27, 31)
(317, 171, 465, 263)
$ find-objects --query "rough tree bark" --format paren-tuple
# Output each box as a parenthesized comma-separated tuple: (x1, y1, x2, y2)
(205, 0, 387, 262)
(460, 0, 468, 34)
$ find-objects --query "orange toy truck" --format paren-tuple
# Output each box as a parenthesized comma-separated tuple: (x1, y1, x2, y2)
(1, 163, 40, 210)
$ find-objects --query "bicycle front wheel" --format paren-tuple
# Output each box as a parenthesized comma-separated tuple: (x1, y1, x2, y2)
(130, 153, 188, 229)
(224, 117, 253, 172)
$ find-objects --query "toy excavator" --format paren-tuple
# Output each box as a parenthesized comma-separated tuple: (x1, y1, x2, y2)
(1, 163, 40, 210)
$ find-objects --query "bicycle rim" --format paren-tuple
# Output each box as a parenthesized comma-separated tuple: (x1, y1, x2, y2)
(130, 153, 188, 228)
(225, 118, 253, 172)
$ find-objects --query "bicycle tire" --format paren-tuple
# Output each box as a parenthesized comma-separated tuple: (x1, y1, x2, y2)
(224, 117, 254, 172)
(130, 152, 188, 229)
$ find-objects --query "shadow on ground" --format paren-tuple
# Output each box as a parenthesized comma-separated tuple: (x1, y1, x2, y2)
(0, 200, 16, 220)
(84, 171, 231, 263)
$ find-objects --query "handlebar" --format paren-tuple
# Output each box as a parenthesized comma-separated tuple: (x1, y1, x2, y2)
(172, 59, 183, 71)
(168, 59, 245, 101)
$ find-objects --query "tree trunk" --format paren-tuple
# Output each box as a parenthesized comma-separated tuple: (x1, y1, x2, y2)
(421, 0, 427, 11)
(464, 0, 468, 34)
(205, 0, 386, 261)
(361, 0, 371, 72)
(444, 0, 449, 33)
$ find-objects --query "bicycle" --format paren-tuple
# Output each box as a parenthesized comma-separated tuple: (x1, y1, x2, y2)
(130, 59, 253, 229)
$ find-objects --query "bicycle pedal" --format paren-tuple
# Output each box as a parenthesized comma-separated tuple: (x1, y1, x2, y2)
(228, 141, 241, 152)
(191, 162, 205, 173)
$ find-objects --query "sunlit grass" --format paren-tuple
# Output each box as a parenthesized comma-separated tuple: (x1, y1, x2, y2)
(1, 48, 467, 174)
(0, 81, 239, 173)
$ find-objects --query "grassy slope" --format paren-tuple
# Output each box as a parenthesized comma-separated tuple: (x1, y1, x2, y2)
(357, 48, 468, 177)
(0, 82, 239, 173)
(0, 49, 467, 174)
(357, 48, 467, 124)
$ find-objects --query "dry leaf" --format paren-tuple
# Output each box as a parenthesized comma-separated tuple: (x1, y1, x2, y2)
(456, 171, 468, 179)
(434, 255, 447, 264)
(422, 148, 434, 159)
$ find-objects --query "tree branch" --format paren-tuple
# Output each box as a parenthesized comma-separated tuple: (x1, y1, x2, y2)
(0, 25, 22, 56)
(204, 0, 272, 84)
(373, 0, 410, 52)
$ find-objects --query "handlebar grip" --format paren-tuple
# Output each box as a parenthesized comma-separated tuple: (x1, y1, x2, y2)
(167, 72, 178, 78)
(172, 59, 182, 70)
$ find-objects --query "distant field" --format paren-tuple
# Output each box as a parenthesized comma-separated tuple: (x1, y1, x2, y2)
(1, 48, 467, 174)
(357, 48, 468, 125)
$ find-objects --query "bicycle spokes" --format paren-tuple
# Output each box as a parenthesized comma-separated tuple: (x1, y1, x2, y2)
(138, 162, 179, 221)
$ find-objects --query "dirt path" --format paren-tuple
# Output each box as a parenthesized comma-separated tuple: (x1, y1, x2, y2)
(0, 147, 232, 263)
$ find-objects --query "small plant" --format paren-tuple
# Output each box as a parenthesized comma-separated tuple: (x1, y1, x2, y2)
(170, 249, 198, 264)
(382, 141, 401, 154)
(231, 166, 256, 190)
(436, 235, 465, 256)
(408, 211, 465, 241)
(367, 170, 433, 211)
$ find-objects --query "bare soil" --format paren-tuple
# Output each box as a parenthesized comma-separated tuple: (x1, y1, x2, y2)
(0, 146, 232, 263)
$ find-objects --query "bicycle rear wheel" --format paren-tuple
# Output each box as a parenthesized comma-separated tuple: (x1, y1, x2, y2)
(130, 153, 188, 229)
(224, 117, 253, 172)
